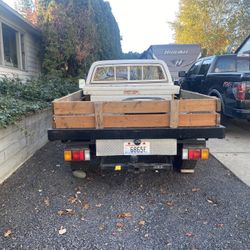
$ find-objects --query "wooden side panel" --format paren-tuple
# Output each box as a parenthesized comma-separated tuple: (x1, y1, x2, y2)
(53, 101, 94, 115)
(103, 114, 170, 128)
(179, 114, 218, 126)
(94, 102, 103, 128)
(53, 116, 95, 129)
(102, 101, 170, 113)
(179, 99, 217, 112)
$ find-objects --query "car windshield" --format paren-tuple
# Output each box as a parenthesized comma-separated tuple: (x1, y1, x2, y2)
(92, 65, 167, 83)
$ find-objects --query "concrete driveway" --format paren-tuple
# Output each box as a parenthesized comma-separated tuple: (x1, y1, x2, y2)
(208, 118, 250, 186)
(0, 142, 249, 249)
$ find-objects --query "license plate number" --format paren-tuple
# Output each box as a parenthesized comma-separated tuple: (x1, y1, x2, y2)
(124, 142, 150, 155)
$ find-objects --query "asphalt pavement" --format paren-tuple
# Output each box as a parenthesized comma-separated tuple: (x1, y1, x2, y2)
(0, 141, 250, 249)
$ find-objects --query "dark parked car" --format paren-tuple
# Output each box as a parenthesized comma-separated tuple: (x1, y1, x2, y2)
(178, 54, 250, 121)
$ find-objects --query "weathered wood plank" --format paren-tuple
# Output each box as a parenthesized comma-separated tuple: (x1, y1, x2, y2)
(53, 101, 94, 115)
(170, 100, 179, 128)
(179, 99, 217, 112)
(54, 116, 95, 128)
(179, 113, 218, 127)
(102, 101, 170, 113)
(103, 114, 170, 128)
(94, 102, 103, 129)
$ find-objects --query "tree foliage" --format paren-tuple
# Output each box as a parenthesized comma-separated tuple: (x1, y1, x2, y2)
(15, 0, 122, 77)
(170, 0, 250, 55)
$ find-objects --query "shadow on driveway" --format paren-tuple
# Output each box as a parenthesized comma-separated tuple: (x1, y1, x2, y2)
(0, 142, 249, 249)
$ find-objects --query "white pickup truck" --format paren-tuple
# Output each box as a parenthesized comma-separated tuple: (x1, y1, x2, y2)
(48, 60, 224, 175)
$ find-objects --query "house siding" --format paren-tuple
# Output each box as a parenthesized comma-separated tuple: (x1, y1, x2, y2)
(0, 2, 41, 80)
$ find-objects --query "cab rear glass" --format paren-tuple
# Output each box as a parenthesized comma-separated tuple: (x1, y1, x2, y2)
(212, 56, 250, 73)
(92, 64, 167, 83)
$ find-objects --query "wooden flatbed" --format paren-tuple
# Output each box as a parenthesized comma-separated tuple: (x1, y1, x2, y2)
(52, 89, 221, 130)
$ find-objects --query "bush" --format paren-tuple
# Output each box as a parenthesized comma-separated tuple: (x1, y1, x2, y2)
(0, 76, 78, 128)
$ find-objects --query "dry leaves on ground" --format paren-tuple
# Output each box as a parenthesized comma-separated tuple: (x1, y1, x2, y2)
(185, 232, 194, 237)
(116, 222, 124, 229)
(166, 201, 174, 207)
(58, 226, 67, 235)
(57, 209, 75, 216)
(4, 229, 12, 238)
(82, 203, 90, 209)
(44, 197, 50, 207)
(192, 188, 200, 192)
(138, 220, 146, 226)
(207, 198, 218, 205)
(117, 212, 132, 218)
(68, 195, 78, 204)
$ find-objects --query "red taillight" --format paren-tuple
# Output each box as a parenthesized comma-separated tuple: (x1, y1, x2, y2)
(64, 149, 90, 161)
(72, 150, 85, 161)
(236, 83, 246, 100)
(188, 149, 201, 160)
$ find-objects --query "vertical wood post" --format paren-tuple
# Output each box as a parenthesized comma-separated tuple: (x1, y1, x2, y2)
(94, 102, 103, 129)
(170, 100, 179, 128)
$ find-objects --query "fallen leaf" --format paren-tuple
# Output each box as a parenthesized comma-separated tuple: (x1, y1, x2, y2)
(216, 223, 224, 228)
(4, 229, 12, 238)
(68, 196, 77, 204)
(117, 212, 132, 218)
(82, 203, 90, 209)
(58, 226, 66, 235)
(95, 204, 102, 208)
(207, 198, 218, 205)
(144, 233, 149, 238)
(116, 222, 124, 228)
(138, 220, 145, 226)
(166, 201, 174, 207)
(140, 206, 145, 210)
(192, 188, 200, 192)
(57, 209, 75, 216)
(44, 197, 50, 207)
(99, 224, 105, 231)
(185, 232, 194, 237)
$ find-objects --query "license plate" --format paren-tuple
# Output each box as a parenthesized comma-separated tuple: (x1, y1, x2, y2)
(124, 141, 150, 155)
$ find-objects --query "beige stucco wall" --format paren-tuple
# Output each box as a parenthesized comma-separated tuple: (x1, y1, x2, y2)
(0, 109, 51, 184)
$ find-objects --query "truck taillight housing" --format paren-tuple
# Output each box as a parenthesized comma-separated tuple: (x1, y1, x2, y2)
(234, 82, 246, 100)
(182, 148, 209, 160)
(64, 149, 90, 161)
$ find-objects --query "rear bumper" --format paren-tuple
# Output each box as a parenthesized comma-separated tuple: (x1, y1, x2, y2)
(48, 126, 225, 141)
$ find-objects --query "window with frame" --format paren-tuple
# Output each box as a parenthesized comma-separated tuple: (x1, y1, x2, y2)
(187, 60, 202, 76)
(92, 65, 167, 82)
(199, 58, 213, 75)
(0, 22, 25, 70)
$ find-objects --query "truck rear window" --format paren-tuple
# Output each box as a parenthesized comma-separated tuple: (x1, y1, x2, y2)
(212, 57, 250, 73)
(92, 65, 167, 83)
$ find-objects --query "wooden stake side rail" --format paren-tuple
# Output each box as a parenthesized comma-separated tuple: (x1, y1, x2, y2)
(52, 90, 221, 129)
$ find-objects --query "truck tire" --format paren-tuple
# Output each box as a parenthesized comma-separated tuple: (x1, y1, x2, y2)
(173, 155, 197, 173)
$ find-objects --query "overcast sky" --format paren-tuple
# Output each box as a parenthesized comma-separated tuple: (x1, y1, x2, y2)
(4, 0, 180, 53)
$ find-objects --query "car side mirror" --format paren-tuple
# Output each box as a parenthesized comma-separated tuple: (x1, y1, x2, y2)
(178, 71, 186, 77)
(78, 79, 86, 89)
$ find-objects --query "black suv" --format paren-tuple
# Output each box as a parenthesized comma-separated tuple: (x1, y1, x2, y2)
(178, 54, 250, 121)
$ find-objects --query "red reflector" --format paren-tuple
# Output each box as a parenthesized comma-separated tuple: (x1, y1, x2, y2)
(188, 149, 201, 160)
(72, 150, 85, 161)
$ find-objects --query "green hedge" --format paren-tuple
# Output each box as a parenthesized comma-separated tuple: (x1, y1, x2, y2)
(0, 76, 78, 128)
